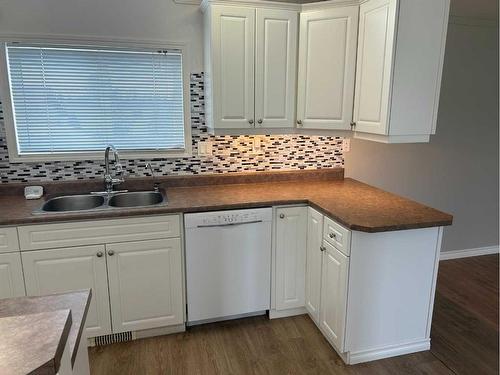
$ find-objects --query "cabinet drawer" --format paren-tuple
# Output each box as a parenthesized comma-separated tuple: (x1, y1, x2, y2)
(323, 216, 351, 256)
(18, 215, 180, 251)
(0, 227, 20, 254)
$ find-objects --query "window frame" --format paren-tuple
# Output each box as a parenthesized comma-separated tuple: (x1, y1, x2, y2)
(0, 38, 192, 162)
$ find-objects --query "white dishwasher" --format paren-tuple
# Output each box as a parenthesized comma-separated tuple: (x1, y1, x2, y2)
(185, 208, 272, 325)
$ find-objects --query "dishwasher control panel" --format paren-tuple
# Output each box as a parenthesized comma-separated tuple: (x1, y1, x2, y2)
(184, 208, 273, 228)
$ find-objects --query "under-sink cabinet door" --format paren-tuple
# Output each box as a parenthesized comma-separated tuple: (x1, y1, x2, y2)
(319, 240, 349, 352)
(0, 252, 25, 299)
(275, 206, 308, 310)
(296, 6, 358, 130)
(21, 245, 112, 337)
(255, 8, 298, 128)
(106, 238, 184, 333)
(305, 208, 323, 324)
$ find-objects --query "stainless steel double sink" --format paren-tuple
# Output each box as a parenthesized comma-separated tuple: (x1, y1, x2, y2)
(37, 191, 167, 213)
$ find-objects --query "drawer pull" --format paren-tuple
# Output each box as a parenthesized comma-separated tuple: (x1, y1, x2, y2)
(96, 251, 103, 258)
(108, 250, 115, 256)
(279, 214, 285, 219)
(320, 246, 326, 252)
(329, 233, 336, 239)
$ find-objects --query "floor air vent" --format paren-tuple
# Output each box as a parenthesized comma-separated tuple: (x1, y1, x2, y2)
(94, 331, 135, 346)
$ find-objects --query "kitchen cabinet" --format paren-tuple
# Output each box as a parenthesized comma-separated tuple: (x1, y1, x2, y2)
(305, 207, 323, 323)
(106, 238, 184, 333)
(255, 8, 298, 129)
(352, 0, 450, 142)
(274, 206, 307, 311)
(319, 240, 349, 352)
(0, 252, 25, 299)
(18, 214, 184, 338)
(296, 6, 358, 130)
(203, 1, 299, 132)
(0, 227, 20, 253)
(21, 245, 112, 337)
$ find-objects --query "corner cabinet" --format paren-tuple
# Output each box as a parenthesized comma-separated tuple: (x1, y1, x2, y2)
(352, 0, 450, 143)
(296, 6, 358, 130)
(203, 2, 299, 132)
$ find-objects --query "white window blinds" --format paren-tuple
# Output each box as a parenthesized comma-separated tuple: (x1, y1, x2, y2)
(6, 44, 186, 155)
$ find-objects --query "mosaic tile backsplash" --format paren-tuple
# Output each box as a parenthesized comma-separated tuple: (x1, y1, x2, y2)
(0, 73, 344, 183)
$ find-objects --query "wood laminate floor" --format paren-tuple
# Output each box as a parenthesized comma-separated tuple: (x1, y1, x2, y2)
(89, 255, 499, 375)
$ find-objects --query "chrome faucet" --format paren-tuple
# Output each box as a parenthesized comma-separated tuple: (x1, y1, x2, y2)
(145, 163, 160, 192)
(104, 145, 124, 193)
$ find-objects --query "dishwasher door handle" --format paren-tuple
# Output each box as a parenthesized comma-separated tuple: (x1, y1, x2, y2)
(196, 220, 263, 228)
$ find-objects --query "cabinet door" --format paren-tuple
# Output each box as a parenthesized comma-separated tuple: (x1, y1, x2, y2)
(275, 206, 307, 311)
(212, 5, 255, 129)
(255, 8, 298, 128)
(0, 252, 25, 299)
(305, 208, 323, 324)
(296, 6, 358, 130)
(22, 245, 111, 337)
(106, 238, 184, 333)
(319, 240, 349, 352)
(353, 0, 398, 135)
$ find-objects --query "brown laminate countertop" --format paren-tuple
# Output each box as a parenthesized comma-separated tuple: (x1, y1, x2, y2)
(0, 290, 92, 375)
(0, 170, 452, 232)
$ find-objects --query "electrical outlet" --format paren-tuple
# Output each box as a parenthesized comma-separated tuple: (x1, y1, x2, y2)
(253, 137, 262, 152)
(198, 141, 212, 156)
(342, 138, 351, 152)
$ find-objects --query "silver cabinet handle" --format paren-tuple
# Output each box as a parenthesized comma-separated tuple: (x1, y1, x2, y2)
(279, 213, 285, 219)
(108, 250, 115, 256)
(96, 251, 103, 258)
(257, 119, 263, 124)
(329, 233, 336, 239)
(320, 246, 326, 252)
(297, 120, 302, 125)
(350, 121, 356, 129)
(248, 119, 254, 125)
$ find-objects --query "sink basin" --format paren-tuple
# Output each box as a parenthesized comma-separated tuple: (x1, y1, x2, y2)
(108, 191, 164, 208)
(42, 194, 105, 212)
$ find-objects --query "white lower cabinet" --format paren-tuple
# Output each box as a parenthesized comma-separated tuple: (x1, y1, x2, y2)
(0, 252, 25, 299)
(305, 207, 323, 323)
(18, 214, 184, 338)
(106, 238, 184, 333)
(304, 208, 349, 353)
(274, 206, 308, 311)
(319, 240, 349, 352)
(21, 245, 112, 337)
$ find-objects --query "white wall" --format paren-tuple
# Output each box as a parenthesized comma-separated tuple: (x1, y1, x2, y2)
(0, 0, 204, 71)
(345, 19, 499, 252)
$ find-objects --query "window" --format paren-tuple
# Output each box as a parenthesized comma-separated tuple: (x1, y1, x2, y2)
(0, 42, 191, 161)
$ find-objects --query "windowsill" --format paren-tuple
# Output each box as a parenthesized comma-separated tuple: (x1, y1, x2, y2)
(7, 150, 193, 163)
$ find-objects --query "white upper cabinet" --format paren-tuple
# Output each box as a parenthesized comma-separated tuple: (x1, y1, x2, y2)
(203, 1, 299, 132)
(353, 0, 450, 143)
(297, 6, 358, 130)
(210, 5, 255, 129)
(255, 9, 298, 128)
(353, 0, 397, 136)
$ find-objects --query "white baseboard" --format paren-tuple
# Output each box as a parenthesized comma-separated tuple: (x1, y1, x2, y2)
(346, 339, 430, 365)
(440, 245, 499, 260)
(269, 307, 307, 319)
